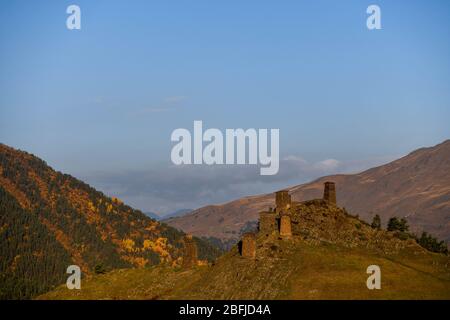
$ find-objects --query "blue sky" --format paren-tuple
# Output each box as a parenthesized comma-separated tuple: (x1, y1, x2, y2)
(1, 0, 449, 214)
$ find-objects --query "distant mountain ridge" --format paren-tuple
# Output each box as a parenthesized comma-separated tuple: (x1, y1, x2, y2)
(144, 211, 161, 220)
(144, 209, 192, 221)
(0, 143, 221, 299)
(166, 140, 450, 244)
(163, 209, 193, 220)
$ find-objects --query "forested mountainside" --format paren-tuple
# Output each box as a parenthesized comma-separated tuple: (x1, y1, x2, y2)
(0, 143, 221, 299)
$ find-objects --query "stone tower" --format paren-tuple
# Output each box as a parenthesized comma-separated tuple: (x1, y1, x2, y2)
(182, 234, 198, 268)
(323, 181, 336, 205)
(279, 213, 292, 238)
(275, 190, 291, 213)
(241, 232, 256, 259)
(259, 211, 277, 235)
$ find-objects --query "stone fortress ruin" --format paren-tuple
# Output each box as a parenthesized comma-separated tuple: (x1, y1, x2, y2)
(182, 234, 198, 268)
(182, 182, 337, 265)
(181, 180, 427, 273)
(240, 181, 337, 259)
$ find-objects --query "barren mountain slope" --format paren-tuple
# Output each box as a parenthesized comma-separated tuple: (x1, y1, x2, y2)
(166, 140, 450, 243)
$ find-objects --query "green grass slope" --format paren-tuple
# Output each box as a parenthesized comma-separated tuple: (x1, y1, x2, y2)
(39, 239, 450, 300)
(40, 200, 450, 300)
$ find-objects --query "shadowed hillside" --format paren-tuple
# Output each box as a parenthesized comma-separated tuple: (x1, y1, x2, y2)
(0, 144, 221, 299)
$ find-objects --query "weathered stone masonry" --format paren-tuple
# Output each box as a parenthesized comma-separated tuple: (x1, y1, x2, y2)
(240, 182, 337, 258)
(182, 234, 198, 268)
(241, 232, 256, 259)
(323, 181, 336, 205)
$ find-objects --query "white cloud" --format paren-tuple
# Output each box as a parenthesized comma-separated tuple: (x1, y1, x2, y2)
(82, 155, 393, 214)
(314, 158, 340, 171)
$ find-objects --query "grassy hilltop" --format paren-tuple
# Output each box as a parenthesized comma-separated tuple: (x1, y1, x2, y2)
(40, 201, 450, 300)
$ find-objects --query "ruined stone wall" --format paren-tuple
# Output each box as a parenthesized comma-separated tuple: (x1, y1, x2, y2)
(279, 214, 292, 238)
(323, 182, 336, 205)
(241, 232, 256, 259)
(182, 234, 198, 268)
(259, 212, 278, 235)
(275, 190, 291, 213)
